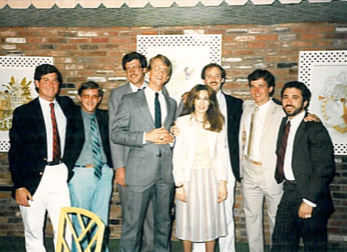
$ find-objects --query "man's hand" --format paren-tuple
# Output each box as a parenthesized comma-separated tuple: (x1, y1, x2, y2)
(170, 121, 180, 137)
(15, 187, 33, 207)
(304, 113, 320, 122)
(218, 180, 228, 203)
(175, 187, 187, 202)
(298, 201, 313, 219)
(116, 167, 126, 187)
(145, 126, 174, 145)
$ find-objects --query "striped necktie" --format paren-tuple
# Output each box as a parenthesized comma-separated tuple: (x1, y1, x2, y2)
(91, 115, 103, 179)
(50, 103, 61, 163)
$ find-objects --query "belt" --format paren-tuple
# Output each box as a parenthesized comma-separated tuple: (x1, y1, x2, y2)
(244, 156, 262, 165)
(75, 164, 95, 168)
(46, 160, 62, 166)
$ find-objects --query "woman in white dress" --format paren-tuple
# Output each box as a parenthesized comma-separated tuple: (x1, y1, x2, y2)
(173, 84, 228, 252)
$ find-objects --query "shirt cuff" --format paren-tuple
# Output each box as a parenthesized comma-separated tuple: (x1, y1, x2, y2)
(303, 198, 317, 208)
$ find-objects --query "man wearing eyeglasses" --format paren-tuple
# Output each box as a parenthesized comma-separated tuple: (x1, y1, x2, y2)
(108, 52, 154, 252)
(112, 54, 176, 252)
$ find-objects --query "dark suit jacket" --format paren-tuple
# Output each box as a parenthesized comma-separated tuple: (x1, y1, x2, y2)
(9, 96, 84, 198)
(224, 93, 243, 182)
(276, 114, 335, 215)
(76, 106, 113, 169)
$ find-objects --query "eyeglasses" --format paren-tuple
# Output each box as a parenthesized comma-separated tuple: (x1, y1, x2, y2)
(152, 66, 170, 75)
(125, 66, 142, 72)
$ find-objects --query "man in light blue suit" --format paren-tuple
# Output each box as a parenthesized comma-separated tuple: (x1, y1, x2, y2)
(112, 54, 177, 252)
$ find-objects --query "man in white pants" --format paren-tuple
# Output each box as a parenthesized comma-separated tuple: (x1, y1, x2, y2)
(192, 63, 243, 252)
(9, 64, 83, 252)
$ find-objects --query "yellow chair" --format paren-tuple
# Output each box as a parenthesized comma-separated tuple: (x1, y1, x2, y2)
(56, 207, 105, 252)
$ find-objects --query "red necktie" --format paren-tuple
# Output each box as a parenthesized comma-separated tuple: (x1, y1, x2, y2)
(275, 121, 291, 183)
(50, 103, 61, 162)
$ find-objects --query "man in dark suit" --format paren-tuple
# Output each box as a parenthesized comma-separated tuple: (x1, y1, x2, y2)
(9, 64, 83, 252)
(271, 81, 335, 252)
(191, 63, 243, 252)
(112, 54, 176, 252)
(68, 81, 113, 252)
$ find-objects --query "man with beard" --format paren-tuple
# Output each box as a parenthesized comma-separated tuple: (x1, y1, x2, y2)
(271, 81, 335, 252)
(239, 70, 318, 252)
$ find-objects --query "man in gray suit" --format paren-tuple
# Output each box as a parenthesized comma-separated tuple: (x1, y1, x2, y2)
(112, 54, 177, 252)
(108, 52, 154, 252)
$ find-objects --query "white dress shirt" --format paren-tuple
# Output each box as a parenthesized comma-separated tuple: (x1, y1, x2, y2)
(39, 97, 67, 161)
(245, 99, 272, 162)
(129, 81, 147, 93)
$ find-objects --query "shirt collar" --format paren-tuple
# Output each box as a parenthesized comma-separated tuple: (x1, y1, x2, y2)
(288, 109, 306, 125)
(39, 96, 56, 107)
(129, 81, 147, 92)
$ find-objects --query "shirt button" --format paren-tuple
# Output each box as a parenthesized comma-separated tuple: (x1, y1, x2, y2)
(39, 172, 43, 175)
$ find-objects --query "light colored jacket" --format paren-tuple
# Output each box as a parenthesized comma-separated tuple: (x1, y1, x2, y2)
(173, 114, 228, 185)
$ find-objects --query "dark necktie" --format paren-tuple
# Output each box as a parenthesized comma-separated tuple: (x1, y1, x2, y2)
(155, 92, 161, 128)
(50, 103, 61, 163)
(275, 121, 291, 183)
(91, 116, 103, 179)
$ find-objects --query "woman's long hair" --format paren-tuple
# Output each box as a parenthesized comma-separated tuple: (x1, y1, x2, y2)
(181, 84, 224, 132)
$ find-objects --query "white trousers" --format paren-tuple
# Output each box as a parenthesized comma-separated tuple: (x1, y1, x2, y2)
(20, 163, 71, 252)
(192, 166, 236, 252)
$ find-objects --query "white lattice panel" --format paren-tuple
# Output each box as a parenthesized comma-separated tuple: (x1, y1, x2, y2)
(299, 50, 347, 155)
(0, 56, 54, 152)
(137, 35, 222, 103)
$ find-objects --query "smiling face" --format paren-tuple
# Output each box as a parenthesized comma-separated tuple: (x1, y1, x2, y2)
(250, 78, 273, 106)
(35, 72, 60, 102)
(204, 66, 224, 92)
(124, 59, 146, 87)
(282, 87, 307, 119)
(78, 88, 102, 114)
(194, 90, 210, 117)
(147, 58, 170, 92)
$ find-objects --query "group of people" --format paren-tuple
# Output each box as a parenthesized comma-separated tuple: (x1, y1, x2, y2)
(8, 51, 335, 252)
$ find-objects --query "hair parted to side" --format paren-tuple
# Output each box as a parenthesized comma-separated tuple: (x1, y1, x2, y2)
(148, 54, 173, 78)
(78, 81, 103, 97)
(247, 69, 275, 97)
(182, 84, 224, 132)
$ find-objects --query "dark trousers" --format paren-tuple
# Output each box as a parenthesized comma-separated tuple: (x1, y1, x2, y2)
(271, 181, 329, 252)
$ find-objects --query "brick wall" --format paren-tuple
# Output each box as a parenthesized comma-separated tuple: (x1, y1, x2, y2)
(0, 23, 347, 248)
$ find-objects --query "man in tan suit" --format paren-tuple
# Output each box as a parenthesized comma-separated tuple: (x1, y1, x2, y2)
(239, 69, 284, 252)
(240, 70, 318, 252)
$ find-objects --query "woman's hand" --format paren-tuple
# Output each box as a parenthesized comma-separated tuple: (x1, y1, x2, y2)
(218, 180, 228, 203)
(175, 186, 187, 202)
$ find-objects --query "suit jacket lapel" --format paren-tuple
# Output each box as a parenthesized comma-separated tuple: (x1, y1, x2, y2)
(163, 94, 174, 129)
(33, 98, 48, 155)
(262, 100, 278, 139)
(137, 90, 154, 127)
